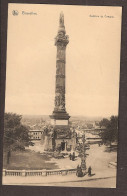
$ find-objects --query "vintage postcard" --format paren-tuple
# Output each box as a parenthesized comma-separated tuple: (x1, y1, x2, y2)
(2, 3, 122, 187)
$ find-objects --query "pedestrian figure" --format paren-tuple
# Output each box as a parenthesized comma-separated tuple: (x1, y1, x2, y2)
(72, 152, 75, 161)
(76, 166, 83, 177)
(69, 153, 72, 160)
(88, 166, 92, 176)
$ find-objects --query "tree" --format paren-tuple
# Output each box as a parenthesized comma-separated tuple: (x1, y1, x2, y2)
(99, 118, 110, 128)
(99, 116, 118, 146)
(4, 113, 34, 164)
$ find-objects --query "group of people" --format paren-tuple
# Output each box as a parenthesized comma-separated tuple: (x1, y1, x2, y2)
(76, 165, 84, 177)
(76, 165, 92, 177)
(69, 152, 76, 161)
(69, 152, 92, 177)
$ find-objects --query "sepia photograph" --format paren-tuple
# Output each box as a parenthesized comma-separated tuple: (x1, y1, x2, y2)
(2, 3, 122, 188)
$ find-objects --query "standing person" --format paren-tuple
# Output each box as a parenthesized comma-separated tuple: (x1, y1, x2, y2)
(72, 152, 75, 161)
(72, 153, 74, 161)
(77, 166, 83, 177)
(69, 153, 72, 160)
(88, 166, 92, 176)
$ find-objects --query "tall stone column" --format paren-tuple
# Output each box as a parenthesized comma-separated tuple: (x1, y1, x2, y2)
(50, 12, 70, 126)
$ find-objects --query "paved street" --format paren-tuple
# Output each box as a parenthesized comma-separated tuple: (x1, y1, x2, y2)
(28, 142, 117, 171)
(48, 143, 117, 172)
(49, 177, 116, 188)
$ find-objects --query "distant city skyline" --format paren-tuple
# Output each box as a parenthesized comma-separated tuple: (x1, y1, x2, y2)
(5, 4, 122, 117)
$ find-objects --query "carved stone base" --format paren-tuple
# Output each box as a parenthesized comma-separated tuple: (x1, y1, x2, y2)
(53, 125, 71, 139)
(50, 110, 70, 120)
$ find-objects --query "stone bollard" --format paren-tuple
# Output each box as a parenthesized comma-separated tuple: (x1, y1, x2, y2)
(3, 169, 6, 176)
(22, 170, 26, 177)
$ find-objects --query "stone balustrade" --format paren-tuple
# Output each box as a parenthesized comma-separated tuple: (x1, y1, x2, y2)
(3, 168, 76, 177)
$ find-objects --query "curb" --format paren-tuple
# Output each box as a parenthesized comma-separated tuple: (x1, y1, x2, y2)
(3, 175, 116, 185)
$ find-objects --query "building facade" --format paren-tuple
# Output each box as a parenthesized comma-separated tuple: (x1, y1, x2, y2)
(29, 130, 43, 140)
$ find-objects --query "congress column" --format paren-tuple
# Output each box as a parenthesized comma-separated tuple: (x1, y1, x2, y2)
(50, 12, 70, 126)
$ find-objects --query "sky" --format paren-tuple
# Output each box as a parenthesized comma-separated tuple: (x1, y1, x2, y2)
(5, 4, 122, 117)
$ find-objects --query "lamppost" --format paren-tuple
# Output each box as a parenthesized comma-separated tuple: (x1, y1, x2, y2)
(81, 134, 87, 170)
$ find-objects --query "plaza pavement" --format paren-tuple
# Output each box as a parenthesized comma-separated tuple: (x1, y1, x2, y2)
(2, 143, 117, 187)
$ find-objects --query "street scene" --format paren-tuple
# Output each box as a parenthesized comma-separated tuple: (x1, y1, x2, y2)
(3, 4, 121, 188)
(3, 115, 117, 187)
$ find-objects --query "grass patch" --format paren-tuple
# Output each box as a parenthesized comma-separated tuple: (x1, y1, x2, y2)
(3, 150, 59, 170)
